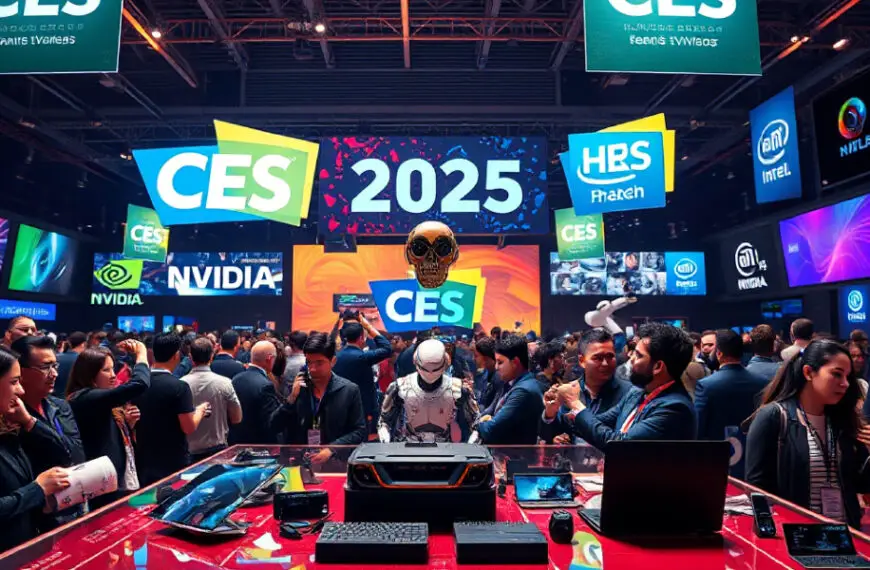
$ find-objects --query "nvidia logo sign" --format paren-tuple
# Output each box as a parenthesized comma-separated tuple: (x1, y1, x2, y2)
(92, 260, 144, 305)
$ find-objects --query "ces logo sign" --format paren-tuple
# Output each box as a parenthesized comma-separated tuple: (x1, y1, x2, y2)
(369, 279, 478, 333)
(0, 0, 101, 17)
(554, 209, 605, 261)
(123, 205, 169, 263)
(133, 120, 319, 227)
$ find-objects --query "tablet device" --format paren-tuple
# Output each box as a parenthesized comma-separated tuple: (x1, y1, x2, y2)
(514, 473, 577, 508)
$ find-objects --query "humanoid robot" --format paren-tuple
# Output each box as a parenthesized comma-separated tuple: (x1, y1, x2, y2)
(583, 294, 636, 335)
(377, 339, 480, 443)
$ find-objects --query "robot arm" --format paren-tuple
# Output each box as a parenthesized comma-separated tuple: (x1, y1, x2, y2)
(377, 382, 403, 443)
(584, 295, 637, 335)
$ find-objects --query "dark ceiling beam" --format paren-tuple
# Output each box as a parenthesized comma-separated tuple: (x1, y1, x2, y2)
(549, 0, 583, 70)
(400, 0, 411, 68)
(122, 3, 198, 88)
(268, 0, 284, 16)
(522, 0, 535, 11)
(476, 0, 502, 70)
(643, 75, 686, 115)
(195, 0, 249, 70)
(27, 77, 128, 142)
(302, 0, 335, 69)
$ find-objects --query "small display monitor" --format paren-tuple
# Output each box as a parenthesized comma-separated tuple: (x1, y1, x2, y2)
(118, 316, 155, 333)
(513, 474, 573, 503)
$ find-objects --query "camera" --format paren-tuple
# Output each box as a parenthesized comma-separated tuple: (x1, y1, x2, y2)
(341, 308, 360, 321)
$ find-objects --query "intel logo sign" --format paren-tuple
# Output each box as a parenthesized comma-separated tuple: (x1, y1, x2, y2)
(848, 290, 864, 313)
(674, 258, 698, 280)
(757, 119, 789, 166)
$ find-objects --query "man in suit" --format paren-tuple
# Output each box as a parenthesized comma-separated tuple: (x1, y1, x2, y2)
(746, 324, 781, 382)
(230, 341, 280, 444)
(472, 334, 544, 445)
(694, 329, 768, 446)
(552, 322, 697, 451)
(211, 330, 246, 380)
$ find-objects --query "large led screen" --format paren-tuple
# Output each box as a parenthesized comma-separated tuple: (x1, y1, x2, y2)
(718, 225, 786, 295)
(779, 193, 870, 287)
(9, 224, 79, 296)
(813, 71, 870, 188)
(550, 251, 706, 296)
(93, 252, 283, 296)
(292, 245, 540, 333)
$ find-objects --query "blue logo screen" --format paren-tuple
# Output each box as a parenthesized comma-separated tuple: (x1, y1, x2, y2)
(665, 252, 707, 295)
(750, 86, 802, 204)
(840, 284, 869, 335)
(0, 300, 56, 321)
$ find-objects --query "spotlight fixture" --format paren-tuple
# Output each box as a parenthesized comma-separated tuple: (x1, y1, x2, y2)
(151, 29, 162, 39)
(120, 152, 132, 160)
(833, 38, 850, 51)
(314, 22, 326, 33)
(790, 35, 799, 43)
(680, 155, 688, 161)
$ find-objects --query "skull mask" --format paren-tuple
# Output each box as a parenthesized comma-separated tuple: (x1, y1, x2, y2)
(405, 221, 459, 289)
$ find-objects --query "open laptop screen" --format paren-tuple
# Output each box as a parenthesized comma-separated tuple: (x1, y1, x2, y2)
(514, 474, 573, 503)
(784, 524, 857, 556)
(150, 464, 282, 531)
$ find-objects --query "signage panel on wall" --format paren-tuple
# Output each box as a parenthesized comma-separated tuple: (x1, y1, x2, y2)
(665, 252, 706, 296)
(317, 136, 549, 235)
(123, 204, 169, 262)
(133, 121, 319, 227)
(369, 279, 478, 333)
(0, 299, 56, 321)
(750, 87, 802, 204)
(561, 131, 666, 215)
(718, 225, 785, 295)
(599, 114, 675, 192)
(554, 209, 605, 261)
(92, 252, 283, 297)
(780, 193, 870, 287)
(583, 0, 761, 75)
(839, 284, 869, 335)
(813, 71, 870, 188)
(9, 224, 79, 296)
(0, 0, 123, 74)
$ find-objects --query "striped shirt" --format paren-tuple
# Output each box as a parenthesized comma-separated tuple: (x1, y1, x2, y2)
(806, 412, 842, 519)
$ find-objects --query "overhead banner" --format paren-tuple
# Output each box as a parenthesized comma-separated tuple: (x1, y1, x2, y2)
(599, 114, 674, 192)
(583, 0, 761, 76)
(123, 205, 169, 262)
(561, 131, 666, 215)
(750, 87, 802, 204)
(554, 209, 605, 261)
(0, 0, 123, 74)
(369, 279, 479, 333)
(318, 136, 549, 235)
(133, 121, 319, 227)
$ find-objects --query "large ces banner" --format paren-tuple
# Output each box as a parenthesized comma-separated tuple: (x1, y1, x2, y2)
(318, 136, 549, 235)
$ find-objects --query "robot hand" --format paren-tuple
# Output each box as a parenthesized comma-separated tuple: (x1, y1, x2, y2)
(468, 431, 482, 445)
(584, 294, 637, 335)
(377, 426, 391, 444)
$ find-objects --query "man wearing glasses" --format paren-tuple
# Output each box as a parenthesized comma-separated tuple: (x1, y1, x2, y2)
(3, 316, 38, 347)
(11, 335, 86, 527)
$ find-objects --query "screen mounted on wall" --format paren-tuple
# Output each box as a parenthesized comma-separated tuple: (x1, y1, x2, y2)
(549, 251, 706, 296)
(318, 136, 549, 235)
(779, 193, 870, 287)
(8, 224, 79, 296)
(717, 225, 786, 295)
(813, 70, 870, 188)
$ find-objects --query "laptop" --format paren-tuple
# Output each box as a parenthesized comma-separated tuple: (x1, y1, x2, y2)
(577, 440, 730, 537)
(514, 473, 578, 508)
(783, 524, 870, 569)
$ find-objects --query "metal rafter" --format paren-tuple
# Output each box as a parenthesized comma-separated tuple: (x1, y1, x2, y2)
(549, 0, 582, 69)
(477, 0, 502, 69)
(303, 0, 336, 68)
(122, 2, 198, 88)
(195, 0, 250, 70)
(401, 0, 411, 67)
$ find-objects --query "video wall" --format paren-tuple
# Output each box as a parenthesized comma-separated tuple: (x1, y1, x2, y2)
(291, 245, 540, 333)
(549, 251, 706, 296)
(8, 223, 78, 296)
(92, 252, 283, 296)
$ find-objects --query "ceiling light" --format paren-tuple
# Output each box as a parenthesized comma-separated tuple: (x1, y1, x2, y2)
(790, 35, 799, 43)
(150, 29, 162, 39)
(833, 38, 850, 51)
(314, 22, 326, 33)
(680, 155, 688, 161)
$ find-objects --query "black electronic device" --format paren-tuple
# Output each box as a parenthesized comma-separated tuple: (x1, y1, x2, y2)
(514, 473, 578, 508)
(273, 491, 329, 521)
(783, 523, 870, 568)
(344, 443, 496, 530)
(315, 522, 429, 564)
(549, 510, 574, 544)
(751, 493, 776, 538)
(453, 522, 548, 564)
(577, 441, 730, 537)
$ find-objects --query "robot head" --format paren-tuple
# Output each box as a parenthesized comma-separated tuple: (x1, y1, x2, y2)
(414, 339, 448, 384)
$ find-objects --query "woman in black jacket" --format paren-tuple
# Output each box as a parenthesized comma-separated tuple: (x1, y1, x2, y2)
(66, 339, 150, 510)
(745, 340, 870, 528)
(0, 345, 71, 552)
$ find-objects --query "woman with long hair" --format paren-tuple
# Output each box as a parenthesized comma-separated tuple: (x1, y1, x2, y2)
(66, 340, 150, 510)
(0, 345, 71, 551)
(745, 339, 870, 528)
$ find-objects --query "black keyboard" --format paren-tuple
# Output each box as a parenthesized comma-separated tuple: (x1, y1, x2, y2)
(796, 555, 870, 568)
(454, 522, 548, 564)
(315, 522, 429, 564)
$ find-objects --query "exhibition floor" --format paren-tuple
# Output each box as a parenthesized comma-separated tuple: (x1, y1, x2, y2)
(2, 445, 869, 570)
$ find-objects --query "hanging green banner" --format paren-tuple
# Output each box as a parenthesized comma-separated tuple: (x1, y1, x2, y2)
(0, 0, 123, 74)
(123, 205, 169, 263)
(583, 0, 762, 76)
(554, 209, 606, 261)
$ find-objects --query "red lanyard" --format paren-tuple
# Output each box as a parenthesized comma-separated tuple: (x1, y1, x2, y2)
(620, 381, 675, 433)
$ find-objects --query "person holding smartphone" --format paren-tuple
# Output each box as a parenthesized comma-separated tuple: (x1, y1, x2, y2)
(269, 333, 366, 464)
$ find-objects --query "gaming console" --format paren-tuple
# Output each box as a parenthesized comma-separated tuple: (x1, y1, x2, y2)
(344, 442, 496, 529)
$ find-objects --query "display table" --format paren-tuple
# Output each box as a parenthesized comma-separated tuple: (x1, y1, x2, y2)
(3, 445, 870, 570)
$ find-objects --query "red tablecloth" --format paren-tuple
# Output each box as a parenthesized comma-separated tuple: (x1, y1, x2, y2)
(4, 473, 870, 570)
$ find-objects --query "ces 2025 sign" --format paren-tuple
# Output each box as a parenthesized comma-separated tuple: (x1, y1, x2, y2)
(0, 0, 123, 74)
(584, 0, 761, 76)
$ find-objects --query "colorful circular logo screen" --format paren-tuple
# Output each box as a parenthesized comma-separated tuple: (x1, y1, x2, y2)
(838, 97, 867, 140)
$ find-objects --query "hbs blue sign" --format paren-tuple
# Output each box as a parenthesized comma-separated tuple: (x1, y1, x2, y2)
(561, 131, 666, 216)
(749, 86, 802, 204)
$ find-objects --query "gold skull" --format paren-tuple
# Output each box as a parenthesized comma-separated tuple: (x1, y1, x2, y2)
(405, 221, 459, 289)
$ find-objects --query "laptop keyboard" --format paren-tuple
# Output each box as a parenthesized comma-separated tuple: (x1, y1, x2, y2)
(798, 555, 869, 567)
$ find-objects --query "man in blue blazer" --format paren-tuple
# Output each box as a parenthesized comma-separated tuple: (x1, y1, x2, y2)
(230, 341, 281, 445)
(553, 322, 697, 451)
(473, 335, 544, 445)
(694, 329, 768, 444)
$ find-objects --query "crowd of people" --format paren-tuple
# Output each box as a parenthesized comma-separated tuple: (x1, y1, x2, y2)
(0, 311, 869, 552)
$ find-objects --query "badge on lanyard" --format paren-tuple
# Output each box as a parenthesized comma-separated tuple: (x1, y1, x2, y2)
(307, 429, 322, 446)
(820, 486, 844, 520)
(309, 393, 323, 445)
(802, 407, 843, 520)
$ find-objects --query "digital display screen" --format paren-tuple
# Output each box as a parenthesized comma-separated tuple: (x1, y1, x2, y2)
(840, 285, 869, 336)
(0, 219, 10, 275)
(93, 252, 283, 296)
(549, 251, 706, 296)
(150, 464, 281, 531)
(8, 224, 79, 296)
(331, 293, 376, 311)
(292, 245, 540, 334)
(779, 193, 870, 287)
(318, 136, 549, 235)
(118, 316, 155, 333)
(784, 524, 856, 556)
(761, 299, 803, 319)
(717, 225, 786, 295)
(162, 316, 198, 332)
(813, 71, 870, 188)
(0, 299, 56, 321)
(514, 474, 573, 502)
